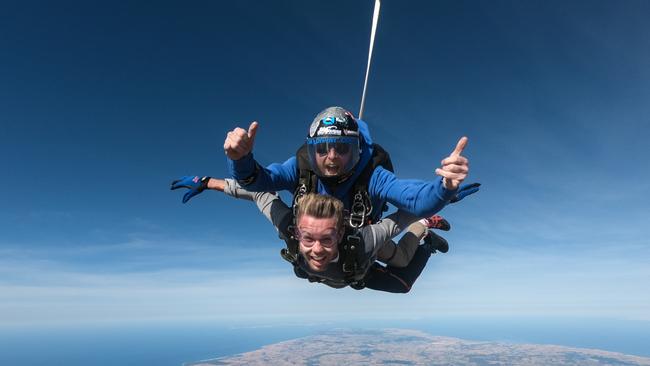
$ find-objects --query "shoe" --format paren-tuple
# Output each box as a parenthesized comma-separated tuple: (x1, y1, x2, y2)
(423, 215, 451, 231)
(423, 230, 449, 254)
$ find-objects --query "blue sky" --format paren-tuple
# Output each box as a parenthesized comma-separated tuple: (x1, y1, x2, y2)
(1, 0, 649, 327)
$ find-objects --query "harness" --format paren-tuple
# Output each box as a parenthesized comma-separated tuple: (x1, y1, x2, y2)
(280, 142, 394, 289)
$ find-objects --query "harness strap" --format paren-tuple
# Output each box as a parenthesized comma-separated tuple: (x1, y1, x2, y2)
(342, 233, 361, 274)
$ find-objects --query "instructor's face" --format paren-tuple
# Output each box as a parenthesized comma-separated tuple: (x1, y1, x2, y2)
(314, 145, 352, 177)
(297, 214, 341, 272)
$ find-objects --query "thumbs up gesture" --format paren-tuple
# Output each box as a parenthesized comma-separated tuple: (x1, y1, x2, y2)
(435, 136, 469, 191)
(224, 121, 259, 160)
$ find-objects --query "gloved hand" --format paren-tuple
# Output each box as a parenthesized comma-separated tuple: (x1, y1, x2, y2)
(170, 176, 210, 203)
(450, 182, 481, 203)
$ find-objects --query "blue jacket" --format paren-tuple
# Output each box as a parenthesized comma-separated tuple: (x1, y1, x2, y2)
(227, 119, 457, 220)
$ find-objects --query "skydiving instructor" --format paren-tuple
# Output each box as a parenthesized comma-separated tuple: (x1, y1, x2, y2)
(223, 108, 471, 221)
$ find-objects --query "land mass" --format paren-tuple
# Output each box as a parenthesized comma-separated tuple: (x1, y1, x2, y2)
(187, 328, 650, 366)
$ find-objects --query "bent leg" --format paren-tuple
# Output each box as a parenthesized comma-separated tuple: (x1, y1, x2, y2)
(364, 245, 432, 293)
(376, 221, 428, 267)
(384, 245, 432, 290)
(364, 263, 412, 293)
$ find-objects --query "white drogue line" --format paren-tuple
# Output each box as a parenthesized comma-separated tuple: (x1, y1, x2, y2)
(359, 0, 381, 120)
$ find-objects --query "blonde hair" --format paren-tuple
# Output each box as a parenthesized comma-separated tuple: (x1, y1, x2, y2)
(295, 193, 345, 229)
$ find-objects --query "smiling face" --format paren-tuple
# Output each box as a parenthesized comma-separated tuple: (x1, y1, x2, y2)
(297, 214, 342, 272)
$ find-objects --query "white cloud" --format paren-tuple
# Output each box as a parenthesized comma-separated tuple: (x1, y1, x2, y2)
(2, 198, 649, 327)
(2, 234, 649, 327)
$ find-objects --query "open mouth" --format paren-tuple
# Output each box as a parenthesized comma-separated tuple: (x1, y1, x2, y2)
(310, 255, 328, 267)
(324, 164, 339, 175)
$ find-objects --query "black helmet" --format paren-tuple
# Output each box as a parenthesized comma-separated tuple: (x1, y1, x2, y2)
(306, 106, 361, 177)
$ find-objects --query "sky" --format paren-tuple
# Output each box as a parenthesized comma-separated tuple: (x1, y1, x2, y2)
(1, 0, 649, 328)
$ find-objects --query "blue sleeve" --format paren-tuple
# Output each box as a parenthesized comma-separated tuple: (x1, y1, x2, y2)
(369, 166, 458, 218)
(226, 153, 298, 192)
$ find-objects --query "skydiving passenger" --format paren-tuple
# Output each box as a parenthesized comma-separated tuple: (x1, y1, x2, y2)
(223, 106, 477, 227)
(171, 177, 451, 293)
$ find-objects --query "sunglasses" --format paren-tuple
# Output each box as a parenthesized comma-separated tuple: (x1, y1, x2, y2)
(315, 142, 352, 156)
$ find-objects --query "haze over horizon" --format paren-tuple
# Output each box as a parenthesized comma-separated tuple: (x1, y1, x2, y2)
(2, 0, 649, 328)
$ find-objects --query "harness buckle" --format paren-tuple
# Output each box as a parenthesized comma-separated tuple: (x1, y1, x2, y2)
(349, 192, 368, 228)
(280, 248, 297, 264)
(292, 184, 307, 218)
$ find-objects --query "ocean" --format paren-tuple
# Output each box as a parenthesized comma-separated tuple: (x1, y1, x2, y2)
(1, 317, 648, 366)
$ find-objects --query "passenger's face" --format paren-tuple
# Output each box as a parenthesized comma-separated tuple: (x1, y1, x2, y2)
(314, 143, 352, 177)
(297, 214, 341, 272)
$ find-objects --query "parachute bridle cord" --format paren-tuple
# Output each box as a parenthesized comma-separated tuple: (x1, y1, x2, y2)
(359, 0, 381, 120)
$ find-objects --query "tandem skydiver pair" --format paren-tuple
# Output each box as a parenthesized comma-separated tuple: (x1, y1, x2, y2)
(172, 106, 479, 292)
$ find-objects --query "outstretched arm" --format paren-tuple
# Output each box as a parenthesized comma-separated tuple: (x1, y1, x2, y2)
(171, 176, 291, 232)
(226, 155, 299, 192)
(221, 178, 292, 232)
(372, 171, 453, 217)
(370, 137, 472, 217)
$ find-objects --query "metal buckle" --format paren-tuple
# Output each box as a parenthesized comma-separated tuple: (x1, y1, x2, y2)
(292, 184, 307, 218)
(280, 248, 297, 264)
(349, 192, 369, 228)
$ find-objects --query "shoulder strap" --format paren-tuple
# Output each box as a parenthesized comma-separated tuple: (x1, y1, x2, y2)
(293, 143, 317, 215)
(371, 143, 394, 173)
(279, 214, 300, 265)
(295, 143, 317, 193)
(349, 143, 394, 227)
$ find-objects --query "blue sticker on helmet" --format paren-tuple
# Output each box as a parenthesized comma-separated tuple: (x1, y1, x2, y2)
(322, 116, 336, 125)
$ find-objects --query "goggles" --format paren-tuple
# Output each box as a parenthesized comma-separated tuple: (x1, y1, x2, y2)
(315, 141, 351, 156)
(307, 136, 358, 156)
(296, 229, 339, 248)
(306, 136, 361, 177)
